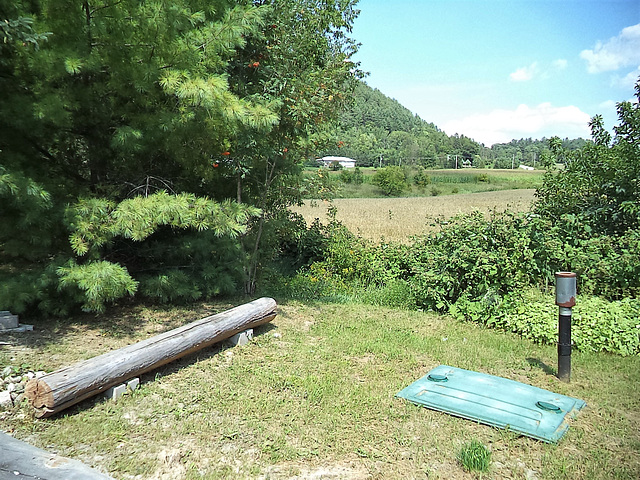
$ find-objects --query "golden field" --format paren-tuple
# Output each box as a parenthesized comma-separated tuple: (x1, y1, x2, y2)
(291, 189, 536, 242)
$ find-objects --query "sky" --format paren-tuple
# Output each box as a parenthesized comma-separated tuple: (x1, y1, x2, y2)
(350, 0, 640, 146)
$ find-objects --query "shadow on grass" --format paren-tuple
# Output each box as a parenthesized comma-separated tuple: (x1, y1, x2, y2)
(0, 296, 254, 352)
(526, 357, 556, 376)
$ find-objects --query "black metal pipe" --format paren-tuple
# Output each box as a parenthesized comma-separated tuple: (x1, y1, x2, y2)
(558, 310, 572, 381)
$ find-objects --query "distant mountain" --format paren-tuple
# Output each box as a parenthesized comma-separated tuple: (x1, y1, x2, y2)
(320, 81, 588, 168)
(320, 81, 481, 168)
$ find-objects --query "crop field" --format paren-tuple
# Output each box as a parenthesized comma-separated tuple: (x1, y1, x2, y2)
(326, 168, 545, 198)
(291, 189, 536, 242)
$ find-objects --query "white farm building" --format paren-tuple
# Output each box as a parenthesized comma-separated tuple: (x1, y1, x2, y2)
(317, 156, 356, 169)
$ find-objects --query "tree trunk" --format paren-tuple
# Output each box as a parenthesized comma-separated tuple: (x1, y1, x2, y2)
(25, 297, 277, 418)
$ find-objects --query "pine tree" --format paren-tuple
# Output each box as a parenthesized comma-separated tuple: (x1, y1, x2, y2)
(1, 0, 362, 313)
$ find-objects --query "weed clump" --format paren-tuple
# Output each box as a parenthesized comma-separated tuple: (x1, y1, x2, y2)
(457, 439, 491, 473)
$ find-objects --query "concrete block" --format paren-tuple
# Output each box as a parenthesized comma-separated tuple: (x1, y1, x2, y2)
(105, 377, 139, 402)
(226, 328, 253, 347)
(126, 377, 140, 392)
(0, 312, 19, 330)
(0, 324, 33, 333)
(105, 383, 126, 401)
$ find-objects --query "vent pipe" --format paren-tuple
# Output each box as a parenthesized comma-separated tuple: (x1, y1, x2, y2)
(555, 272, 576, 382)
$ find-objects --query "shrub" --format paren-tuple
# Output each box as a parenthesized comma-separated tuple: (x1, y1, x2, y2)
(352, 167, 364, 185)
(329, 160, 343, 171)
(371, 166, 408, 196)
(413, 169, 431, 187)
(406, 210, 536, 312)
(339, 169, 353, 184)
(451, 289, 640, 356)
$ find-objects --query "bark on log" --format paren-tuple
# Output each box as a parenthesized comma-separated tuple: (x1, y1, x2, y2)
(0, 432, 115, 479)
(25, 297, 277, 418)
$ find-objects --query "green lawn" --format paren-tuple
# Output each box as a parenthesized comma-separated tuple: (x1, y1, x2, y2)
(1, 299, 638, 479)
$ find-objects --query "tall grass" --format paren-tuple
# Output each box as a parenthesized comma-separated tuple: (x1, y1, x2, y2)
(290, 189, 536, 242)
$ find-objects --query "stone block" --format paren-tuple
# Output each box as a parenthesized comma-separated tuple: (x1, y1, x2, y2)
(0, 324, 34, 333)
(126, 377, 140, 392)
(105, 383, 126, 401)
(105, 377, 139, 402)
(0, 312, 19, 330)
(226, 328, 253, 347)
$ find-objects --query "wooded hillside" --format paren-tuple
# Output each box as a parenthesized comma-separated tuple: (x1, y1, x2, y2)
(319, 82, 481, 167)
(318, 81, 588, 169)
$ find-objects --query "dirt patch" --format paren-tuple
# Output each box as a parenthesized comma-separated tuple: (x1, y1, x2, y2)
(259, 460, 370, 480)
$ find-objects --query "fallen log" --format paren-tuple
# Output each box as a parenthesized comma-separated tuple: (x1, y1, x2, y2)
(25, 297, 277, 418)
(0, 432, 115, 479)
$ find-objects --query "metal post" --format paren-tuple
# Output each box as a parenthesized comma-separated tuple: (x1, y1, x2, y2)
(555, 272, 576, 382)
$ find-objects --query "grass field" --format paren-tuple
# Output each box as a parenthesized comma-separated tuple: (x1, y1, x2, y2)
(291, 189, 536, 242)
(328, 168, 545, 199)
(1, 300, 638, 479)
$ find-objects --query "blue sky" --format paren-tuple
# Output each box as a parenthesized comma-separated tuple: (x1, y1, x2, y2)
(350, 0, 640, 146)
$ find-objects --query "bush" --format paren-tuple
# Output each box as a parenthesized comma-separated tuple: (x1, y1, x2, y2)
(276, 204, 640, 356)
(329, 160, 343, 171)
(406, 210, 536, 312)
(413, 169, 431, 187)
(352, 167, 364, 185)
(450, 289, 640, 356)
(371, 166, 408, 196)
(339, 169, 353, 184)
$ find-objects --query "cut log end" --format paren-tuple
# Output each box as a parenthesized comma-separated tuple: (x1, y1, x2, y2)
(25, 379, 54, 409)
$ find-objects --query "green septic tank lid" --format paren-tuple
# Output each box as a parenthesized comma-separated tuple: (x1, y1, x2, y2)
(396, 365, 586, 443)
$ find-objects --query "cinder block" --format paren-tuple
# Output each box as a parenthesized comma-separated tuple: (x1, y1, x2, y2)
(0, 312, 19, 330)
(105, 377, 139, 401)
(226, 328, 253, 347)
(105, 383, 126, 401)
(126, 377, 140, 392)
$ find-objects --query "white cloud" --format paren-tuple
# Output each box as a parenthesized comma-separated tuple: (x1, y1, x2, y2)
(443, 103, 592, 146)
(580, 23, 640, 73)
(612, 66, 640, 89)
(552, 59, 568, 70)
(509, 62, 538, 82)
(510, 60, 567, 82)
(598, 99, 617, 110)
